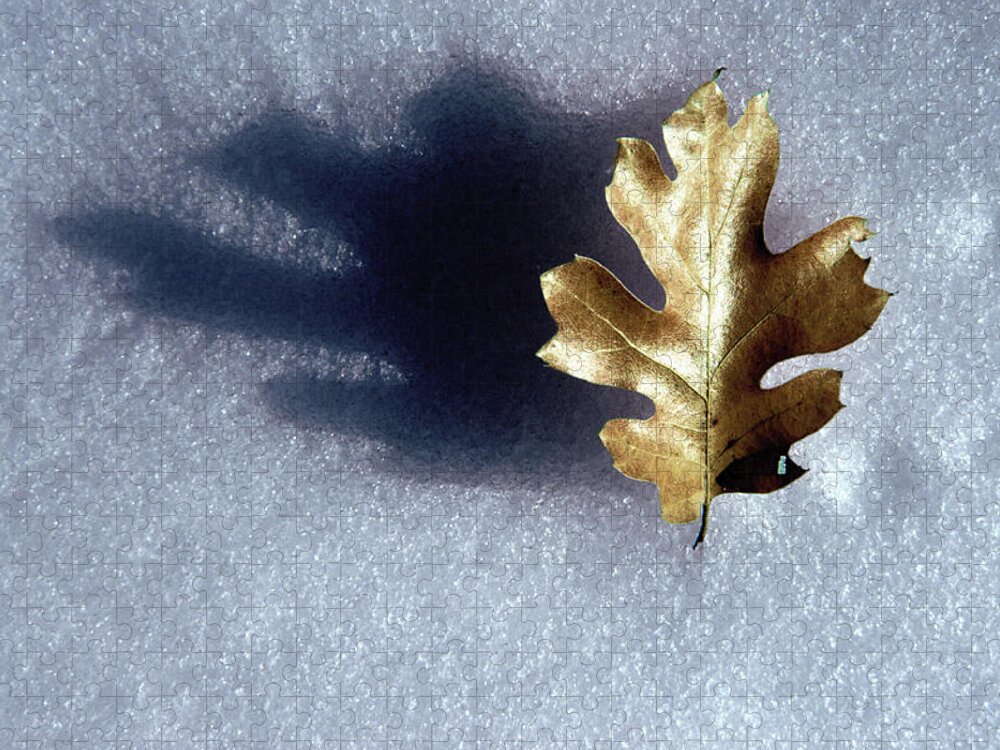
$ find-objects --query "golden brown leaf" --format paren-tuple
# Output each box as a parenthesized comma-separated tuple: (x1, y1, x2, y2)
(537, 74, 891, 546)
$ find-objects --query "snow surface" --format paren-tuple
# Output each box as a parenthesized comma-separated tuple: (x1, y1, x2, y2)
(1, 0, 998, 745)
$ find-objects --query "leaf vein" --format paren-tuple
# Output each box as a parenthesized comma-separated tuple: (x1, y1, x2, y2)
(553, 278, 706, 404)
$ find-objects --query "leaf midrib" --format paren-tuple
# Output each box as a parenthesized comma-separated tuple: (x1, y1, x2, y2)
(702, 132, 751, 475)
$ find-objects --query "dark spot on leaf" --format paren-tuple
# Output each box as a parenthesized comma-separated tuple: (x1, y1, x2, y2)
(716, 448, 805, 494)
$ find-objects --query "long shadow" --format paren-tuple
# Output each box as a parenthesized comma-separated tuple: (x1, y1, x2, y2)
(52, 64, 681, 475)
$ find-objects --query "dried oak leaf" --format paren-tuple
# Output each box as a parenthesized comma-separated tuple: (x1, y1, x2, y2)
(537, 75, 891, 546)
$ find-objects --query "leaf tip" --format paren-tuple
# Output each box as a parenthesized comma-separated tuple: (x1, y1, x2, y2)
(856, 217, 878, 240)
(713, 67, 727, 81)
(535, 339, 555, 363)
(753, 88, 771, 103)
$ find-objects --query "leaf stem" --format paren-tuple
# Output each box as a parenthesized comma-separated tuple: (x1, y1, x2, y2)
(692, 501, 710, 549)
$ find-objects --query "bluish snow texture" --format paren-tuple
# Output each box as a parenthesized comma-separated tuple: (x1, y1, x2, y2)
(1, 0, 998, 746)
